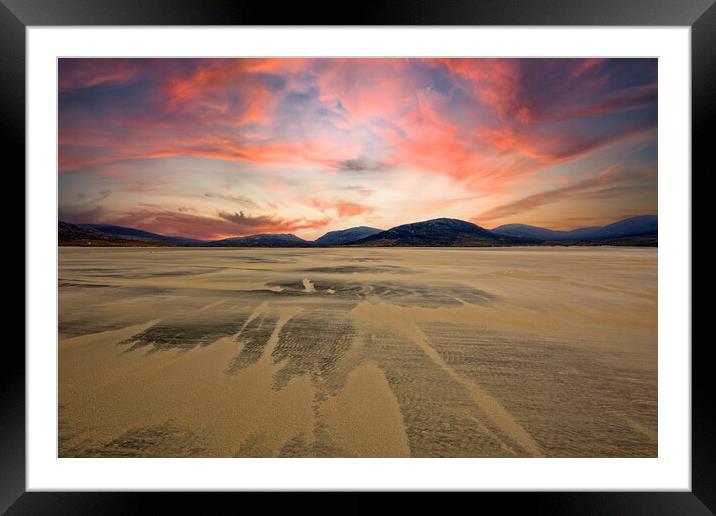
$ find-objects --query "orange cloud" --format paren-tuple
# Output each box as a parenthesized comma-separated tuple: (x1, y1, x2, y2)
(441, 58, 521, 119)
(309, 199, 373, 219)
(571, 58, 607, 77)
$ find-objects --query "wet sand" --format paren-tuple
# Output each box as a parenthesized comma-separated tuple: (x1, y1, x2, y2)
(59, 247, 657, 457)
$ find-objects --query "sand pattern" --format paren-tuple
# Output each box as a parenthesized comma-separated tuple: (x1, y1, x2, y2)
(59, 247, 657, 457)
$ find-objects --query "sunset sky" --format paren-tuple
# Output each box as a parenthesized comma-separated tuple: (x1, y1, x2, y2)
(58, 58, 657, 241)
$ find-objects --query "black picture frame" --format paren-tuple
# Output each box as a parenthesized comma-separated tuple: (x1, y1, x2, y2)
(3, 1, 708, 513)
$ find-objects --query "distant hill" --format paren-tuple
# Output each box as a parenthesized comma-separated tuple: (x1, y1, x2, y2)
(488, 224, 565, 240)
(314, 226, 382, 246)
(588, 215, 657, 238)
(492, 215, 657, 242)
(80, 224, 204, 246)
(207, 233, 313, 247)
(59, 221, 174, 247)
(349, 218, 528, 247)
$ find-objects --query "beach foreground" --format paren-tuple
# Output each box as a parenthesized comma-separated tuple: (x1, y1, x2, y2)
(59, 247, 657, 457)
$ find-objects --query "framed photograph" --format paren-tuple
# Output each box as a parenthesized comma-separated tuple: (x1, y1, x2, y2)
(7, 0, 708, 512)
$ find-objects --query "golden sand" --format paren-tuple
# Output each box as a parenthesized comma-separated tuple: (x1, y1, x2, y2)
(59, 246, 657, 457)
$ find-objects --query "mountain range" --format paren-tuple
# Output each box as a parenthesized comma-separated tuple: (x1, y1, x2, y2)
(491, 215, 657, 241)
(80, 224, 204, 246)
(59, 215, 657, 248)
(58, 221, 176, 247)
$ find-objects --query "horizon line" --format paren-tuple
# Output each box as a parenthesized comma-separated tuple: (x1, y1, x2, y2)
(61, 213, 658, 242)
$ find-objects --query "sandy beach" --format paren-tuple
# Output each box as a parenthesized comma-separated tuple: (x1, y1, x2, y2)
(59, 246, 657, 457)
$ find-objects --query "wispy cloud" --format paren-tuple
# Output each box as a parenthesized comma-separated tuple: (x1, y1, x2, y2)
(204, 192, 261, 210)
(473, 164, 656, 225)
(217, 210, 331, 236)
